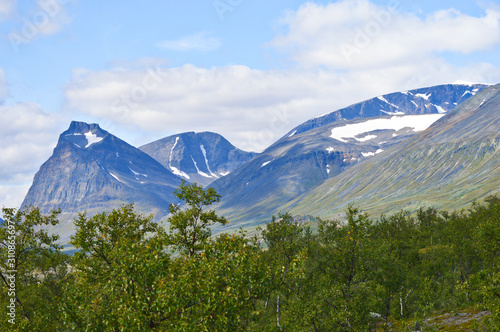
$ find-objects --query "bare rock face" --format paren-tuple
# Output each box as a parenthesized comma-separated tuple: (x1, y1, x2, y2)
(140, 131, 257, 186)
(22, 121, 183, 231)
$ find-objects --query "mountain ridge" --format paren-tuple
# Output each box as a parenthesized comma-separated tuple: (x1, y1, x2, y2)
(210, 83, 491, 228)
(139, 131, 257, 186)
(284, 84, 500, 219)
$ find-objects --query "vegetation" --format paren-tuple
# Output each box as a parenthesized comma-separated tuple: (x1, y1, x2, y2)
(1, 184, 499, 331)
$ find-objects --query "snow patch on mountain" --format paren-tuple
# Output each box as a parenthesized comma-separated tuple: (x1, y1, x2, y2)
(65, 131, 104, 149)
(191, 156, 212, 178)
(416, 93, 431, 100)
(109, 172, 124, 183)
(200, 145, 219, 178)
(169, 137, 190, 179)
(434, 105, 446, 113)
(84, 131, 103, 148)
(380, 110, 405, 116)
(330, 114, 445, 143)
(377, 96, 400, 109)
(129, 167, 148, 178)
(261, 160, 273, 167)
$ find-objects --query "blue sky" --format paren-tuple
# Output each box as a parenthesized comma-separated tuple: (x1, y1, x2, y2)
(1, 0, 500, 208)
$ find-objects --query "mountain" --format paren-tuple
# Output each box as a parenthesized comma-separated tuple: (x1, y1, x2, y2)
(287, 83, 487, 136)
(285, 83, 500, 219)
(22, 121, 183, 240)
(210, 83, 490, 229)
(139, 132, 257, 186)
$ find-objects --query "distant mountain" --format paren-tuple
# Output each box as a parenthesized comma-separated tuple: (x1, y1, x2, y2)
(140, 132, 257, 186)
(286, 83, 500, 219)
(210, 83, 490, 228)
(22, 121, 183, 240)
(288, 83, 488, 136)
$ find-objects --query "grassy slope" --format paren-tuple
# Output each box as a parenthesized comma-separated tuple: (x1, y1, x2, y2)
(285, 85, 500, 220)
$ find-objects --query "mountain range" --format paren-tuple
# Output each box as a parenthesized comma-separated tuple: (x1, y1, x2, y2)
(285, 83, 500, 220)
(19, 83, 499, 240)
(209, 83, 490, 229)
(21, 123, 254, 240)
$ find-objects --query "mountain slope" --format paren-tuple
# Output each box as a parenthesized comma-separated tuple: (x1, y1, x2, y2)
(286, 84, 500, 219)
(140, 132, 257, 186)
(210, 83, 488, 228)
(22, 121, 183, 239)
(287, 83, 488, 136)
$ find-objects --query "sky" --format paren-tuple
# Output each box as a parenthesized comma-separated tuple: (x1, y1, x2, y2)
(1, 0, 500, 209)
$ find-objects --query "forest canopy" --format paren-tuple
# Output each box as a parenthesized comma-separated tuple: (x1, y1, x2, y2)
(1, 183, 499, 331)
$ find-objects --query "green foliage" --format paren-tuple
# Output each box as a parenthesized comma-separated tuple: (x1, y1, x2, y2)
(257, 212, 311, 330)
(61, 183, 267, 331)
(3, 187, 500, 330)
(0, 206, 69, 331)
(62, 204, 170, 330)
(168, 181, 227, 256)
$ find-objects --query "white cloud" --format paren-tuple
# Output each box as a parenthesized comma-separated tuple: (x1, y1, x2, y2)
(34, 0, 73, 36)
(63, 60, 500, 153)
(156, 32, 222, 52)
(271, 0, 500, 69)
(0, 184, 30, 210)
(0, 102, 68, 207)
(0, 0, 15, 20)
(0, 69, 7, 101)
(6, 0, 73, 52)
(60, 1, 500, 154)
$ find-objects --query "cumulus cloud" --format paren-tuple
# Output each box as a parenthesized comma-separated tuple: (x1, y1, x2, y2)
(156, 32, 222, 52)
(61, 1, 500, 153)
(271, 0, 500, 69)
(63, 60, 500, 153)
(0, 102, 68, 207)
(0, 0, 15, 20)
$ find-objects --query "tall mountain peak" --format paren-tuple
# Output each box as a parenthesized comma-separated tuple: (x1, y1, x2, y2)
(61, 121, 108, 150)
(22, 121, 183, 241)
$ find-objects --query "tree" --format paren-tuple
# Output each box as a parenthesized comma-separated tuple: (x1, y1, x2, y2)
(62, 204, 171, 330)
(258, 212, 311, 330)
(63, 184, 268, 331)
(312, 205, 374, 331)
(167, 181, 227, 256)
(465, 196, 500, 329)
(0, 206, 68, 331)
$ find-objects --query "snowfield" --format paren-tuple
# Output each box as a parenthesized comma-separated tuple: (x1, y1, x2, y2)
(330, 114, 445, 143)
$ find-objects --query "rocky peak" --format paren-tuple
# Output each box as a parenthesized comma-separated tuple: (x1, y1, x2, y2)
(61, 121, 108, 150)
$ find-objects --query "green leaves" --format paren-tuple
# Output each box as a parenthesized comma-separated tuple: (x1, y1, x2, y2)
(0, 206, 69, 331)
(4, 188, 500, 330)
(63, 184, 267, 331)
(168, 181, 227, 257)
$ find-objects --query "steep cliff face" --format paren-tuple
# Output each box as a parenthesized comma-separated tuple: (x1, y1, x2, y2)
(22, 121, 183, 239)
